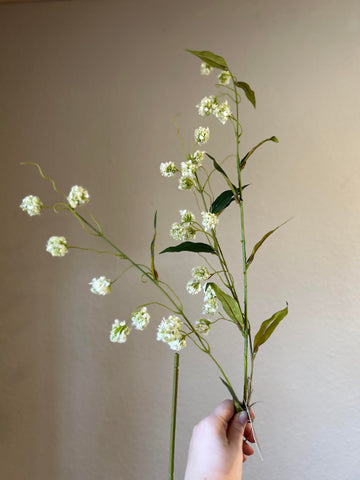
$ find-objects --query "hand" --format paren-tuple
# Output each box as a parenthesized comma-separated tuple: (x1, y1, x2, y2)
(184, 400, 255, 480)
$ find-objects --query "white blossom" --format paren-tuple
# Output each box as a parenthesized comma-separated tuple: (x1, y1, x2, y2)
(67, 185, 90, 209)
(202, 298, 219, 316)
(157, 315, 183, 343)
(189, 150, 205, 166)
(46, 236, 68, 257)
(200, 62, 213, 76)
(195, 319, 211, 335)
(160, 161, 177, 177)
(192, 266, 210, 281)
(131, 307, 150, 330)
(168, 337, 187, 351)
(89, 276, 111, 295)
(186, 279, 202, 295)
(201, 211, 219, 231)
(170, 222, 186, 241)
(20, 195, 43, 216)
(180, 209, 195, 225)
(182, 225, 197, 240)
(204, 283, 216, 300)
(214, 101, 232, 125)
(179, 176, 195, 190)
(181, 160, 197, 179)
(218, 70, 231, 85)
(110, 320, 130, 343)
(196, 95, 218, 117)
(194, 126, 210, 145)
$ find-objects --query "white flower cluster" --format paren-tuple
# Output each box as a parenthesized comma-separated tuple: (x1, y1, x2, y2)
(218, 70, 231, 85)
(200, 62, 213, 76)
(194, 126, 210, 145)
(20, 195, 43, 216)
(195, 319, 211, 335)
(89, 276, 111, 295)
(186, 265, 210, 295)
(110, 320, 130, 343)
(131, 307, 150, 331)
(196, 96, 232, 125)
(202, 283, 219, 316)
(160, 161, 177, 177)
(46, 236, 68, 257)
(170, 210, 196, 241)
(201, 211, 219, 232)
(157, 315, 186, 351)
(67, 185, 90, 209)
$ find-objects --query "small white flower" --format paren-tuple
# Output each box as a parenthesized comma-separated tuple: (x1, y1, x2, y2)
(131, 307, 150, 331)
(67, 185, 90, 209)
(186, 279, 202, 295)
(46, 236, 68, 257)
(182, 225, 197, 241)
(201, 211, 219, 231)
(195, 319, 211, 335)
(218, 70, 231, 85)
(180, 209, 195, 225)
(192, 266, 210, 281)
(181, 160, 197, 179)
(168, 337, 187, 351)
(202, 298, 219, 316)
(170, 222, 186, 241)
(204, 283, 216, 300)
(157, 315, 183, 343)
(194, 126, 210, 145)
(20, 195, 43, 216)
(214, 101, 232, 125)
(179, 176, 195, 190)
(160, 162, 177, 177)
(110, 320, 130, 343)
(196, 96, 218, 117)
(188, 150, 205, 166)
(200, 62, 213, 76)
(89, 276, 111, 295)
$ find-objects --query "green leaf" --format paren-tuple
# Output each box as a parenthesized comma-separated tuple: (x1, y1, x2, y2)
(210, 185, 250, 214)
(246, 219, 290, 267)
(160, 242, 216, 255)
(253, 304, 288, 354)
(220, 378, 244, 412)
(150, 210, 159, 280)
(236, 81, 256, 108)
(239, 135, 280, 171)
(206, 153, 238, 196)
(186, 49, 228, 71)
(206, 282, 244, 330)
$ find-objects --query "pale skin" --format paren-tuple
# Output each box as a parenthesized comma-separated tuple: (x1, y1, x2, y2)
(184, 400, 255, 480)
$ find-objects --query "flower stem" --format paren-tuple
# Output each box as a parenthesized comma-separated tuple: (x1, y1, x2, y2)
(169, 352, 179, 480)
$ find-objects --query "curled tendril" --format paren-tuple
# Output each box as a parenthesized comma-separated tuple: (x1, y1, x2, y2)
(20, 162, 67, 199)
(79, 207, 103, 235)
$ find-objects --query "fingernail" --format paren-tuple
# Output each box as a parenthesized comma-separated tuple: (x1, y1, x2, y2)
(238, 411, 248, 426)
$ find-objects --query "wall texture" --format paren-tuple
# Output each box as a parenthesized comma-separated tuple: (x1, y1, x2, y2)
(1, 0, 360, 479)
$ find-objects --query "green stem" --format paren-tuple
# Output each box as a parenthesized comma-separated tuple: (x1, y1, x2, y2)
(169, 352, 179, 480)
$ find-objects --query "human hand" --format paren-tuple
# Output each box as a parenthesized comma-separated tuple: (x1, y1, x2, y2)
(184, 400, 255, 480)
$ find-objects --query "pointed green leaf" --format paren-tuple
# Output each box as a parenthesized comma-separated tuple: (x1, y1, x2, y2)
(206, 153, 238, 197)
(253, 304, 288, 354)
(246, 219, 290, 267)
(150, 210, 159, 280)
(186, 49, 228, 71)
(220, 378, 244, 412)
(240, 136, 279, 170)
(160, 242, 216, 255)
(210, 185, 250, 214)
(236, 81, 256, 108)
(206, 282, 244, 330)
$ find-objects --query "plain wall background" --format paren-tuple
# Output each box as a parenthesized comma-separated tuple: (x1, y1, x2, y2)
(1, 0, 360, 479)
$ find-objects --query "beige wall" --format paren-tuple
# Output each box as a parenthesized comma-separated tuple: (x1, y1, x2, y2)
(1, 0, 360, 478)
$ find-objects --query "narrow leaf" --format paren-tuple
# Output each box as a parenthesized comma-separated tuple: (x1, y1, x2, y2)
(186, 49, 228, 71)
(206, 153, 238, 197)
(220, 378, 244, 412)
(239, 136, 279, 171)
(253, 304, 288, 353)
(160, 242, 216, 255)
(206, 282, 244, 330)
(210, 185, 250, 214)
(150, 210, 159, 280)
(236, 81, 256, 108)
(246, 219, 290, 267)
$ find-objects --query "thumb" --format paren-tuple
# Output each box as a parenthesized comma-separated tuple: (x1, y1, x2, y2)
(227, 410, 248, 447)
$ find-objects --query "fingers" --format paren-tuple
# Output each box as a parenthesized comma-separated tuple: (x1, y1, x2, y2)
(227, 410, 248, 446)
(211, 399, 235, 425)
